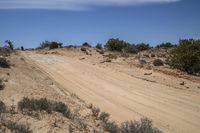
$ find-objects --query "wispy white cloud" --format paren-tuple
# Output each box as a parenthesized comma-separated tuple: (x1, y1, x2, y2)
(0, 0, 181, 10)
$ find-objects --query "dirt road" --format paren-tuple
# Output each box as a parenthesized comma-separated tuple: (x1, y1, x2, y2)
(24, 51, 200, 133)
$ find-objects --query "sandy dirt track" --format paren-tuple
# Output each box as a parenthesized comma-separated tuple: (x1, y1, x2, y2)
(24, 51, 200, 133)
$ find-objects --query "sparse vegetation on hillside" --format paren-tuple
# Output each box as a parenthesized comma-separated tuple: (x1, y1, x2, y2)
(0, 57, 10, 68)
(96, 43, 103, 49)
(120, 118, 162, 133)
(39, 41, 63, 49)
(105, 38, 129, 52)
(99, 112, 110, 122)
(18, 97, 71, 118)
(156, 42, 175, 49)
(135, 43, 151, 51)
(167, 39, 200, 75)
(5, 40, 14, 50)
(5, 121, 32, 133)
(82, 42, 92, 48)
(122, 44, 138, 54)
(105, 38, 150, 54)
(102, 117, 162, 133)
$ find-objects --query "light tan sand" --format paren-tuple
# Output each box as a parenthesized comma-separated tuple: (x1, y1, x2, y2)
(24, 51, 200, 133)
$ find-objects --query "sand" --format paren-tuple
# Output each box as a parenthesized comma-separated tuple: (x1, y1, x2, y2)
(23, 50, 200, 133)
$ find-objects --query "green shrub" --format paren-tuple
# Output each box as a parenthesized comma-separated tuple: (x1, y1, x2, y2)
(0, 57, 10, 68)
(105, 38, 129, 52)
(82, 42, 92, 48)
(99, 112, 110, 122)
(153, 59, 164, 66)
(91, 106, 100, 118)
(21, 46, 25, 51)
(123, 45, 138, 54)
(96, 43, 102, 49)
(6, 122, 32, 133)
(103, 121, 119, 133)
(167, 39, 200, 75)
(18, 97, 71, 118)
(39, 41, 63, 49)
(156, 42, 175, 49)
(0, 100, 6, 113)
(120, 118, 162, 133)
(135, 43, 150, 51)
(5, 40, 14, 50)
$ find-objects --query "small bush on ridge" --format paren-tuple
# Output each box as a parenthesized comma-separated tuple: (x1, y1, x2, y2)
(96, 43, 103, 49)
(82, 42, 92, 48)
(39, 41, 63, 49)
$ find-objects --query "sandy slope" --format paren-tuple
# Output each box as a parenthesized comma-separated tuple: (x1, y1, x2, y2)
(24, 51, 200, 133)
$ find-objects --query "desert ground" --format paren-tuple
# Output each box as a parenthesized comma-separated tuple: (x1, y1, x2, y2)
(17, 47, 200, 133)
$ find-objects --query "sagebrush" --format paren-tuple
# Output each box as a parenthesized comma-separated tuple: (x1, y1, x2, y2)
(167, 39, 200, 75)
(18, 97, 71, 118)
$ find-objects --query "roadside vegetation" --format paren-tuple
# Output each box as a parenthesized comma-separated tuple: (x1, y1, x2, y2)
(18, 97, 71, 118)
(167, 39, 200, 75)
(105, 38, 150, 54)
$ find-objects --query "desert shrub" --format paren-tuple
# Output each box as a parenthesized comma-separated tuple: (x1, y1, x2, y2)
(0, 57, 10, 68)
(156, 42, 175, 49)
(96, 43, 103, 49)
(0, 100, 6, 113)
(82, 42, 92, 48)
(122, 45, 138, 54)
(21, 46, 24, 51)
(120, 118, 162, 133)
(103, 121, 119, 133)
(135, 43, 150, 52)
(153, 59, 164, 66)
(91, 106, 100, 118)
(105, 38, 130, 52)
(0, 79, 5, 90)
(5, 40, 14, 50)
(39, 41, 63, 49)
(6, 122, 32, 133)
(99, 112, 110, 122)
(18, 97, 71, 118)
(167, 39, 200, 75)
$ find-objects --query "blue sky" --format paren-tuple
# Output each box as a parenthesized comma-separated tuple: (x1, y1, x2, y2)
(0, 0, 200, 48)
